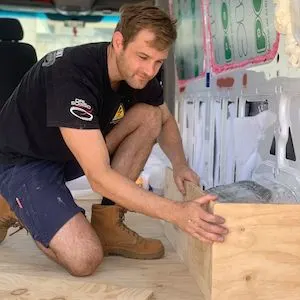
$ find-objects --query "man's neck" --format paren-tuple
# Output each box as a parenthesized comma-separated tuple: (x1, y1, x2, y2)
(107, 44, 122, 91)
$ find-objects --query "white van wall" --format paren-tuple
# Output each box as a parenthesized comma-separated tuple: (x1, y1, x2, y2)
(177, 35, 300, 199)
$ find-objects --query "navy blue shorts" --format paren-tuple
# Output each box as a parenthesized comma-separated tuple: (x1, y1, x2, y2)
(0, 160, 86, 247)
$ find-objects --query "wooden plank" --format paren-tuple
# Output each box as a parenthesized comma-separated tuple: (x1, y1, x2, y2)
(164, 168, 184, 203)
(165, 169, 300, 300)
(163, 168, 187, 262)
(164, 169, 208, 299)
(184, 181, 212, 300)
(0, 273, 153, 300)
(212, 203, 300, 300)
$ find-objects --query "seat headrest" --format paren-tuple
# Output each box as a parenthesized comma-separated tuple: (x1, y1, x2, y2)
(0, 18, 23, 41)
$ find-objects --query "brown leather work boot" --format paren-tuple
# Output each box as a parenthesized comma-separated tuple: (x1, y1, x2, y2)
(91, 204, 165, 259)
(0, 195, 23, 243)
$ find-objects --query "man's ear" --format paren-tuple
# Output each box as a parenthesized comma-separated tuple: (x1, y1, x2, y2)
(112, 31, 124, 52)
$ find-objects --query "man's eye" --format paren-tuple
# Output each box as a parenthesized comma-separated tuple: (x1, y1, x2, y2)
(139, 56, 147, 60)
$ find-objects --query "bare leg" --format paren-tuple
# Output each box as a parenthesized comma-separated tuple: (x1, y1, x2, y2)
(36, 213, 103, 277)
(36, 241, 58, 262)
(1, 191, 103, 277)
(105, 103, 162, 181)
(91, 104, 165, 259)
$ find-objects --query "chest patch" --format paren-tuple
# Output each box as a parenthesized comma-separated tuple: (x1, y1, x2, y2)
(111, 104, 125, 124)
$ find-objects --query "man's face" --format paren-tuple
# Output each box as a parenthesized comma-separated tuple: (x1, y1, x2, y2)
(115, 29, 169, 89)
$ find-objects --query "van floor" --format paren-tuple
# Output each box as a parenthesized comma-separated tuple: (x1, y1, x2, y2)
(0, 199, 202, 300)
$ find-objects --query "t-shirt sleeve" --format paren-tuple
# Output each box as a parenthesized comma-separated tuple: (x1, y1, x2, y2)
(45, 59, 100, 129)
(135, 77, 164, 106)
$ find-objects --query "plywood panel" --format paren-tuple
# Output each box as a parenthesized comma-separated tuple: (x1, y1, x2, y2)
(212, 203, 300, 300)
(0, 274, 153, 300)
(165, 169, 300, 300)
(1, 197, 202, 300)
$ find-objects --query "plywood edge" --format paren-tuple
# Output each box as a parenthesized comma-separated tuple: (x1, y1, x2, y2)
(184, 180, 212, 300)
(163, 167, 188, 262)
(164, 169, 212, 299)
(164, 167, 184, 202)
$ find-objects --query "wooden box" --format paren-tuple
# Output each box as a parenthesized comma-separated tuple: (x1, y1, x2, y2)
(164, 168, 300, 300)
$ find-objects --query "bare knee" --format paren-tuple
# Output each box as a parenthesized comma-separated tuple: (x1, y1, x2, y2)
(67, 250, 103, 277)
(45, 212, 104, 277)
(135, 103, 162, 138)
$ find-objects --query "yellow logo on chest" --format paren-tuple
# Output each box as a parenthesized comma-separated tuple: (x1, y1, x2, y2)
(111, 104, 125, 124)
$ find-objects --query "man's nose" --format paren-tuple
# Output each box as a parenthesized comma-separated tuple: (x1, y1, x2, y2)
(144, 62, 156, 78)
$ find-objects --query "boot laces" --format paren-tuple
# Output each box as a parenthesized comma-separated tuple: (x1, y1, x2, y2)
(0, 216, 25, 236)
(118, 209, 142, 241)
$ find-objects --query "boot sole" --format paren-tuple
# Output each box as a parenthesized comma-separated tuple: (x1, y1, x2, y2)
(104, 248, 165, 260)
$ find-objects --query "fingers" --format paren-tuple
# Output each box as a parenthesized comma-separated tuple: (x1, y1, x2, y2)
(193, 194, 217, 205)
(190, 231, 213, 244)
(198, 218, 228, 236)
(191, 195, 226, 224)
(201, 210, 226, 225)
(182, 200, 228, 243)
(173, 168, 200, 193)
(185, 172, 200, 185)
(195, 227, 225, 242)
(175, 177, 186, 195)
(192, 173, 200, 185)
(188, 221, 228, 243)
(174, 185, 228, 244)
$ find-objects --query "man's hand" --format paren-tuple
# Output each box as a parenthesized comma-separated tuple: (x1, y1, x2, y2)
(174, 194, 228, 243)
(173, 164, 200, 194)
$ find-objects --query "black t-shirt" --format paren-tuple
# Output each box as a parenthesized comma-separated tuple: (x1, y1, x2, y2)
(0, 42, 164, 164)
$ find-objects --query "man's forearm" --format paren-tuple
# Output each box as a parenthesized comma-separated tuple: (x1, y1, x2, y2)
(91, 166, 179, 223)
(158, 115, 188, 168)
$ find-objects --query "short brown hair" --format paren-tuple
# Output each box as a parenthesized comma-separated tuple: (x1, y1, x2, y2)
(115, 2, 177, 50)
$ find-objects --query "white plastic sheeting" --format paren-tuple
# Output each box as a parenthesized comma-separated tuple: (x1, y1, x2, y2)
(233, 110, 277, 181)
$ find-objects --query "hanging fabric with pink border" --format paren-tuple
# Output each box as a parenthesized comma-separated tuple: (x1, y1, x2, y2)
(169, 0, 207, 89)
(205, 0, 280, 74)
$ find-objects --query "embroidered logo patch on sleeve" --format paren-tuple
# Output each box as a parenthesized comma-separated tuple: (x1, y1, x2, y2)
(70, 98, 94, 121)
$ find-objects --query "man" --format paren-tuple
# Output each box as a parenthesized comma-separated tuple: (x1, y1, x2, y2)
(0, 3, 228, 276)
